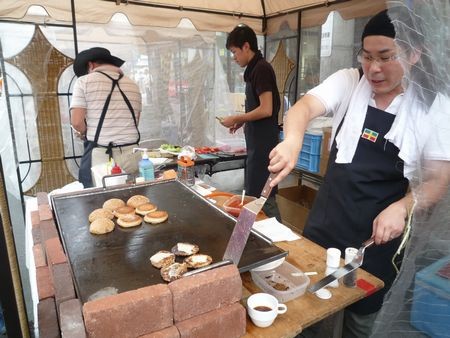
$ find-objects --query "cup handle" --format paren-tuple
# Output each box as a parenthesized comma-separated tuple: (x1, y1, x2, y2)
(277, 304, 287, 314)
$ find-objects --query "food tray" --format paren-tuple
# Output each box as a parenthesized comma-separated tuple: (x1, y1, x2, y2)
(158, 148, 181, 156)
(251, 261, 310, 303)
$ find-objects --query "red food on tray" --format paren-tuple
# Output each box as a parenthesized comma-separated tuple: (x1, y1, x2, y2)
(195, 146, 220, 154)
(223, 195, 257, 217)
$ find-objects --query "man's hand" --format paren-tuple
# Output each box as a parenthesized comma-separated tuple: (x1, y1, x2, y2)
(372, 160, 450, 245)
(268, 138, 301, 187)
(70, 125, 86, 140)
(267, 94, 326, 187)
(220, 115, 239, 128)
(372, 199, 409, 245)
(229, 122, 244, 134)
(220, 115, 244, 134)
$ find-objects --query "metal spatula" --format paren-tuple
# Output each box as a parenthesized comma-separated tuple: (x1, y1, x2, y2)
(222, 173, 275, 265)
(308, 238, 375, 293)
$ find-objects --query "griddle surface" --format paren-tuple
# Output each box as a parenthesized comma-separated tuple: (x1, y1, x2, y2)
(51, 180, 286, 303)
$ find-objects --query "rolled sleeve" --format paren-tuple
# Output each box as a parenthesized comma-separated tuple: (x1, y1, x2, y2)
(70, 77, 87, 110)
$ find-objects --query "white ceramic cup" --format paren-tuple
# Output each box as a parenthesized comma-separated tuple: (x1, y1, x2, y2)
(247, 293, 287, 328)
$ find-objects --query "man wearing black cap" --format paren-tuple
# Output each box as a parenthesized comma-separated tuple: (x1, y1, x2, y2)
(268, 7, 450, 337)
(71, 47, 142, 187)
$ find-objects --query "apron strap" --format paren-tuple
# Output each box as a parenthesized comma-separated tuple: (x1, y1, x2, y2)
(91, 72, 123, 147)
(96, 71, 141, 146)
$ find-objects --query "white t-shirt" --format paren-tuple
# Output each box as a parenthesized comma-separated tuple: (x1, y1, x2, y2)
(70, 65, 142, 146)
(307, 68, 450, 178)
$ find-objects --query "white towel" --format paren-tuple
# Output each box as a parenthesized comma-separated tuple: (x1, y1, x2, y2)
(308, 68, 450, 179)
(334, 74, 437, 179)
(334, 76, 373, 164)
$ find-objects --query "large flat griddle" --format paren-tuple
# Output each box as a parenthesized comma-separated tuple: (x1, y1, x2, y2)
(51, 180, 286, 303)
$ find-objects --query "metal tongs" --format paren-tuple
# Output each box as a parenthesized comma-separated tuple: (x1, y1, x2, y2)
(308, 238, 375, 293)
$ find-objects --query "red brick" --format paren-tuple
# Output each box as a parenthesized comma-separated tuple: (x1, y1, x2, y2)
(33, 243, 47, 267)
(38, 297, 60, 338)
(39, 204, 53, 221)
(37, 191, 49, 205)
(169, 265, 242, 322)
(176, 303, 246, 338)
(45, 237, 67, 265)
(31, 210, 41, 227)
(32, 227, 41, 245)
(36, 266, 55, 300)
(60, 299, 86, 338)
(140, 326, 180, 338)
(83, 284, 173, 338)
(52, 263, 75, 307)
(40, 219, 59, 243)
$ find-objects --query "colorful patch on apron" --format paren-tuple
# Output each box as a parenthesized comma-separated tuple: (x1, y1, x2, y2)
(361, 128, 379, 143)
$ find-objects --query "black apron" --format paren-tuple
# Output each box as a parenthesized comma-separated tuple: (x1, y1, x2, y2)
(78, 72, 140, 188)
(304, 105, 408, 315)
(244, 61, 279, 198)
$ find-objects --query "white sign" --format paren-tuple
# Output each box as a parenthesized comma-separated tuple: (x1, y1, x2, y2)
(320, 13, 334, 57)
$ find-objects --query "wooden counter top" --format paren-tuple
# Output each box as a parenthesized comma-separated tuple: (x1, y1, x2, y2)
(241, 237, 384, 337)
(203, 190, 382, 337)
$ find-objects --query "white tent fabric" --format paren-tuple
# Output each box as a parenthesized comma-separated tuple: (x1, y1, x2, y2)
(0, 0, 339, 33)
(0, 0, 386, 33)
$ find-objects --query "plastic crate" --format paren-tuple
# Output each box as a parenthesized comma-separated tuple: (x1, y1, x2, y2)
(296, 133, 322, 173)
(296, 151, 320, 173)
(410, 255, 450, 337)
(301, 133, 322, 155)
(280, 131, 322, 173)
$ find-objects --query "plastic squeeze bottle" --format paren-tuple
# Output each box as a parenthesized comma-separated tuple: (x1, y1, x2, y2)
(139, 150, 154, 181)
(111, 160, 122, 174)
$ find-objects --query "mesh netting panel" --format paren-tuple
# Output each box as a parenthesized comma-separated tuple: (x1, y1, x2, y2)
(372, 1, 450, 337)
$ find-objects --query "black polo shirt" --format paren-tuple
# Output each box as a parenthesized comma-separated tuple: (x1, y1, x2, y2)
(243, 51, 280, 197)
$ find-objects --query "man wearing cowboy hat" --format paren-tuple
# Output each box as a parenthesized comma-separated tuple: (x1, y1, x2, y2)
(70, 47, 142, 187)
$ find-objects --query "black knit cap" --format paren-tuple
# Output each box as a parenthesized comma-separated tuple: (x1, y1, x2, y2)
(361, 9, 395, 41)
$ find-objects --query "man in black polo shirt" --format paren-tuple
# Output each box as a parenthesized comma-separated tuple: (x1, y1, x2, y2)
(222, 24, 280, 218)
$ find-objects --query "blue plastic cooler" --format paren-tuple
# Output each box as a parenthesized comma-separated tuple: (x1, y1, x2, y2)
(411, 255, 450, 337)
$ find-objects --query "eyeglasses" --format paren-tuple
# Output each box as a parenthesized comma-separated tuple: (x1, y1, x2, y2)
(357, 50, 400, 66)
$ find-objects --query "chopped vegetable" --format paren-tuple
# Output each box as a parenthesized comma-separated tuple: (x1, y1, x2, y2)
(160, 144, 182, 153)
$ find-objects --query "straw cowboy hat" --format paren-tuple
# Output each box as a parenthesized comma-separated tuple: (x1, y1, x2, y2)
(73, 47, 125, 77)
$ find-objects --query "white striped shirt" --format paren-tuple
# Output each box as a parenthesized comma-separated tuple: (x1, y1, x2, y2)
(70, 65, 142, 146)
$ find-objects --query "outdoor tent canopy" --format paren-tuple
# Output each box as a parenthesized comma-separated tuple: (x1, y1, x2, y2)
(1, 0, 385, 33)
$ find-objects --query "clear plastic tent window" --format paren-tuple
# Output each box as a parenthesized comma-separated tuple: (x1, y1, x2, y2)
(372, 1, 450, 337)
(0, 15, 244, 193)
